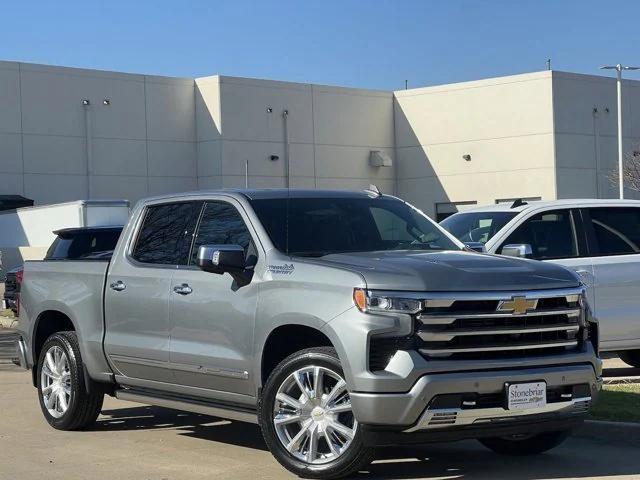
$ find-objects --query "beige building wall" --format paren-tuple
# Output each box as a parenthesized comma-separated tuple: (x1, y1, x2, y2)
(0, 60, 197, 205)
(3, 60, 640, 217)
(393, 71, 557, 217)
(552, 71, 640, 200)
(195, 76, 395, 192)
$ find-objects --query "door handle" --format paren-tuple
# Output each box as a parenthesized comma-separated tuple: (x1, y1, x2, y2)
(173, 283, 193, 295)
(110, 280, 126, 292)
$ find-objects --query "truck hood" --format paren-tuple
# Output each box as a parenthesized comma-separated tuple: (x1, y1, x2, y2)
(317, 250, 580, 292)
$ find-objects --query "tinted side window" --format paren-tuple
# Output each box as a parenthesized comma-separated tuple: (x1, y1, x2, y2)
(132, 202, 200, 265)
(500, 210, 577, 260)
(190, 202, 252, 264)
(589, 207, 640, 256)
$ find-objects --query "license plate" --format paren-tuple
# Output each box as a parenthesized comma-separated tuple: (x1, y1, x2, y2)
(507, 382, 547, 410)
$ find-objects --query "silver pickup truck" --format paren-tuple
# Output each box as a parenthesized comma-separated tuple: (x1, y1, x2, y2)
(14, 189, 601, 479)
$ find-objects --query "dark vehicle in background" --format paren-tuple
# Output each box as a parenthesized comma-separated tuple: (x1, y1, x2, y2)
(2, 265, 23, 314)
(45, 226, 123, 261)
(2, 226, 123, 315)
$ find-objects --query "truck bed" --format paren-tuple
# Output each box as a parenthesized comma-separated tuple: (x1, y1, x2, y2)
(18, 259, 113, 382)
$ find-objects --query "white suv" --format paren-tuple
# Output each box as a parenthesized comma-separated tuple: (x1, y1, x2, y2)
(441, 199, 640, 367)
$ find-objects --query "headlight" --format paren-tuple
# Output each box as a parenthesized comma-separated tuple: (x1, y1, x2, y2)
(353, 288, 422, 314)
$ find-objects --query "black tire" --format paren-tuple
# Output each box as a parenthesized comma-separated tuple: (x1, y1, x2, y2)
(259, 346, 374, 479)
(479, 430, 570, 456)
(619, 350, 640, 368)
(36, 331, 104, 430)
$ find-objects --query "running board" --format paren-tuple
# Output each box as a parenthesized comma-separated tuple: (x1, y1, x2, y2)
(115, 389, 258, 424)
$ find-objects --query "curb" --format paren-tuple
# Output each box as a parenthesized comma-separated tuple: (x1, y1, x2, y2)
(603, 376, 640, 385)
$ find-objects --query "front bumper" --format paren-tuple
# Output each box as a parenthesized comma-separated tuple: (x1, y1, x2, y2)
(350, 363, 601, 434)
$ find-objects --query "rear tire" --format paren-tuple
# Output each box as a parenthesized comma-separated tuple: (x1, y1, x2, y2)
(619, 350, 640, 368)
(479, 430, 570, 456)
(36, 331, 104, 430)
(259, 346, 374, 479)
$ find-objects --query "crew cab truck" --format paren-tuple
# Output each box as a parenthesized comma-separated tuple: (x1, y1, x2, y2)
(14, 190, 601, 479)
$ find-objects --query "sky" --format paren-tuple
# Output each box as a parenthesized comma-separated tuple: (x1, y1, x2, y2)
(1, 0, 639, 91)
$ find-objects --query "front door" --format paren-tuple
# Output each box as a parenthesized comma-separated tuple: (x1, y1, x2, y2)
(494, 208, 595, 307)
(169, 199, 260, 397)
(104, 200, 201, 383)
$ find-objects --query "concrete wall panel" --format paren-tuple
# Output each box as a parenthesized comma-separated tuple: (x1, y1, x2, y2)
(0, 65, 21, 133)
(145, 80, 196, 142)
(195, 77, 222, 141)
(0, 133, 22, 173)
(23, 135, 86, 175)
(197, 140, 221, 177)
(92, 138, 147, 176)
(394, 72, 554, 148)
(20, 68, 146, 139)
(314, 144, 394, 180)
(0, 173, 23, 196)
(218, 77, 313, 143)
(24, 174, 87, 204)
(220, 140, 314, 177)
(148, 140, 196, 177)
(92, 175, 149, 202)
(312, 87, 394, 147)
(148, 176, 197, 196)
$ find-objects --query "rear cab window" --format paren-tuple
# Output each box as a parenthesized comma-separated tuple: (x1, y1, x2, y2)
(586, 207, 640, 256)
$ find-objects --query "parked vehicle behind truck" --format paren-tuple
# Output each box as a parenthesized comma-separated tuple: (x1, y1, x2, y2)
(2, 226, 123, 316)
(441, 198, 640, 367)
(14, 189, 601, 479)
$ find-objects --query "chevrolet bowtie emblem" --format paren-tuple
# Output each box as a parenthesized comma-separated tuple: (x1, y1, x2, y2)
(497, 296, 538, 315)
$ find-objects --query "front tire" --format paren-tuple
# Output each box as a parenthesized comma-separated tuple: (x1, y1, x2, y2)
(259, 347, 374, 479)
(619, 350, 640, 368)
(479, 430, 570, 455)
(37, 331, 104, 430)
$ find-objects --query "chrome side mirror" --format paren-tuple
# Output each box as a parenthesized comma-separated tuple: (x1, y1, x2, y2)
(197, 244, 245, 274)
(464, 241, 486, 253)
(501, 243, 533, 258)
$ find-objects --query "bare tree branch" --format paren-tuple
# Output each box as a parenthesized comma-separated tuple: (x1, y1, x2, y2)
(607, 144, 640, 192)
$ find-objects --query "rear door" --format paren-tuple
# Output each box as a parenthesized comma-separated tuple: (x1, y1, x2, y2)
(168, 198, 260, 397)
(494, 208, 595, 306)
(104, 201, 201, 384)
(582, 206, 640, 347)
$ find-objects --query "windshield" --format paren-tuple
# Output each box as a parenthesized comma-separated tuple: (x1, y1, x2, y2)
(249, 197, 461, 257)
(440, 211, 517, 244)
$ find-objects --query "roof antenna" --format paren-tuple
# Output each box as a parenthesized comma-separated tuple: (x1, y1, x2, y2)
(366, 184, 382, 197)
(511, 198, 528, 209)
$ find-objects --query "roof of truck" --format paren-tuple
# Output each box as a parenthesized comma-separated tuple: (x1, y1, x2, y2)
(144, 188, 393, 203)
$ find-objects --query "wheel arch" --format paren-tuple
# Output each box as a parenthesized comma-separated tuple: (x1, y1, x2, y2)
(257, 314, 351, 391)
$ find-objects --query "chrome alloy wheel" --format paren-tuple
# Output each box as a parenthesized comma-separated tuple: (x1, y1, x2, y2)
(40, 345, 72, 418)
(273, 366, 357, 465)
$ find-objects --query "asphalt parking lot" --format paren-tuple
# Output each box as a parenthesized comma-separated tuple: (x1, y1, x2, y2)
(1, 361, 640, 480)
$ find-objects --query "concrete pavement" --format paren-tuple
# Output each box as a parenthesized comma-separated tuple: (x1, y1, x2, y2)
(1, 362, 640, 480)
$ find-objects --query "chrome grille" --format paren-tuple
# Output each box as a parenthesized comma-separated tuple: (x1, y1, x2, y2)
(417, 289, 584, 360)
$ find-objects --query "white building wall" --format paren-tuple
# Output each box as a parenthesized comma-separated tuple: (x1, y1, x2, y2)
(393, 71, 557, 217)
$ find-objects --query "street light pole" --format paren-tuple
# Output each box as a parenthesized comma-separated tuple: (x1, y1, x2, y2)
(601, 64, 640, 199)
